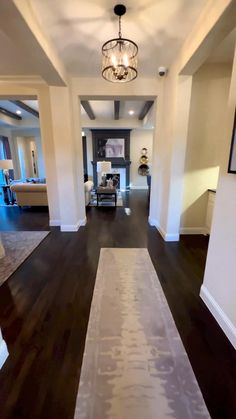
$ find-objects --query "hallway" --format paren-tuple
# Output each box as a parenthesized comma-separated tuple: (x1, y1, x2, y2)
(0, 191, 236, 418)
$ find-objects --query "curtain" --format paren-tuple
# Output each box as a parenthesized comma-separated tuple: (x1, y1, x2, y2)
(0, 136, 14, 183)
(2, 137, 11, 159)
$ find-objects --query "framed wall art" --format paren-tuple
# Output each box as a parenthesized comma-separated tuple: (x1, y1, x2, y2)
(228, 110, 236, 174)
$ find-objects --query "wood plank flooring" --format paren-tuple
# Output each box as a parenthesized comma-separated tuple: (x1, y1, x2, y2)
(0, 191, 236, 418)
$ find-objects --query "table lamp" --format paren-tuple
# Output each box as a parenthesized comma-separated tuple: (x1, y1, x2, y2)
(97, 161, 112, 187)
(0, 160, 14, 184)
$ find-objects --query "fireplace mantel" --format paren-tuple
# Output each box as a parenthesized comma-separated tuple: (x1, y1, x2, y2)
(91, 129, 131, 188)
(91, 160, 131, 188)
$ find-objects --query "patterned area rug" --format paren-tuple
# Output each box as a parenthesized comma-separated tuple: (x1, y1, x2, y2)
(74, 248, 210, 419)
(89, 191, 123, 207)
(0, 231, 49, 287)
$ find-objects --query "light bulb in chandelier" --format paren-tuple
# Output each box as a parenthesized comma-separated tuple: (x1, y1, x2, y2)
(123, 54, 129, 67)
(102, 4, 138, 83)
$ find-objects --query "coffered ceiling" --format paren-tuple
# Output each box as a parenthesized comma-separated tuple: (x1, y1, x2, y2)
(207, 28, 236, 64)
(0, 100, 39, 127)
(80, 99, 155, 129)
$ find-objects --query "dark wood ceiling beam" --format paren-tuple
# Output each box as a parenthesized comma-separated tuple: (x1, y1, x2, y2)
(81, 101, 96, 120)
(114, 101, 120, 120)
(9, 100, 39, 118)
(138, 101, 154, 120)
(0, 107, 22, 120)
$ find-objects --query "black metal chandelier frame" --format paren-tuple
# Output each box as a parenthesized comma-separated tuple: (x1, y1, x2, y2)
(101, 4, 138, 83)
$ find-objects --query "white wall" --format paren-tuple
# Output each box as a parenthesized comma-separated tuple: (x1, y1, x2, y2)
(0, 128, 21, 179)
(35, 134, 45, 178)
(16, 136, 37, 178)
(181, 64, 232, 233)
(130, 129, 153, 189)
(200, 46, 236, 348)
(0, 127, 46, 180)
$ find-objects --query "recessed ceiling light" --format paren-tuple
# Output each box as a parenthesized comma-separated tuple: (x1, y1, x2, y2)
(16, 110, 22, 115)
(129, 110, 134, 115)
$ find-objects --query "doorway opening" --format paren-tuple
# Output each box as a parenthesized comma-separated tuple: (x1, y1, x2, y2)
(80, 98, 155, 212)
(0, 97, 48, 226)
(180, 28, 236, 237)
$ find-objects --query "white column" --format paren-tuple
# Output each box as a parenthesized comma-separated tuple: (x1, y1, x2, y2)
(149, 74, 192, 241)
(38, 86, 61, 226)
(70, 87, 87, 224)
(49, 86, 86, 231)
(0, 329, 8, 369)
(165, 75, 193, 240)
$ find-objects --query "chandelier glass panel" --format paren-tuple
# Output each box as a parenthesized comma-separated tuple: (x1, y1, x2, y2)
(102, 5, 138, 83)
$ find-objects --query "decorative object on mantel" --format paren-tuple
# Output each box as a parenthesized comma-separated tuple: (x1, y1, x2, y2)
(97, 161, 112, 187)
(102, 4, 138, 83)
(138, 147, 150, 176)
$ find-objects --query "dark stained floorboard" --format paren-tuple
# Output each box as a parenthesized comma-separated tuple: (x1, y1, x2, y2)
(0, 191, 236, 418)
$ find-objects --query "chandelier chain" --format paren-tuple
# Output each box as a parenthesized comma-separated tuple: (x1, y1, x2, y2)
(118, 16, 122, 38)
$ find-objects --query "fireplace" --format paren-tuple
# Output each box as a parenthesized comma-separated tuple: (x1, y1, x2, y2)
(91, 129, 131, 189)
(92, 161, 131, 189)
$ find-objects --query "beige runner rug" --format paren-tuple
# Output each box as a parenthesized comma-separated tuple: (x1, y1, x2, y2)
(74, 248, 210, 419)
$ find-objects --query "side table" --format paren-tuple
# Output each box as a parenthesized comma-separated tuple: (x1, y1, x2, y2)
(96, 187, 117, 207)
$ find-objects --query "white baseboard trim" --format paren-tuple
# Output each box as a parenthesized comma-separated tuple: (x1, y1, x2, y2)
(130, 186, 148, 190)
(180, 227, 208, 235)
(0, 339, 9, 369)
(148, 217, 179, 242)
(79, 217, 87, 226)
(200, 285, 236, 349)
(49, 219, 61, 227)
(164, 232, 180, 242)
(60, 217, 87, 232)
(148, 216, 157, 227)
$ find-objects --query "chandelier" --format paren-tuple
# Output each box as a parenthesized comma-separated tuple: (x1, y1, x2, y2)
(102, 4, 138, 83)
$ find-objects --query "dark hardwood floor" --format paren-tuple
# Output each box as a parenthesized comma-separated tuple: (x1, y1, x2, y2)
(0, 191, 236, 418)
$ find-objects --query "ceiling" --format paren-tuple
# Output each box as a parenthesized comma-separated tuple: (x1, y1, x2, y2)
(207, 28, 236, 64)
(81, 100, 148, 120)
(0, 100, 39, 127)
(80, 99, 155, 129)
(29, 0, 207, 77)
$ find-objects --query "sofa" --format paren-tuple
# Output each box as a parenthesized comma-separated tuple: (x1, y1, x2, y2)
(10, 180, 94, 207)
(84, 180, 94, 205)
(10, 183, 48, 206)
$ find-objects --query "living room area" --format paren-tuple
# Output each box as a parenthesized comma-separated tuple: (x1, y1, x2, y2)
(81, 99, 154, 209)
(0, 99, 52, 229)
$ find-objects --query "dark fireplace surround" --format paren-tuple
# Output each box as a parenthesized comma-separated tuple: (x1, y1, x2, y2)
(91, 129, 131, 188)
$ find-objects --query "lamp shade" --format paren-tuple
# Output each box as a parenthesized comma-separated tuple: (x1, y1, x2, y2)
(0, 159, 13, 170)
(97, 161, 112, 173)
